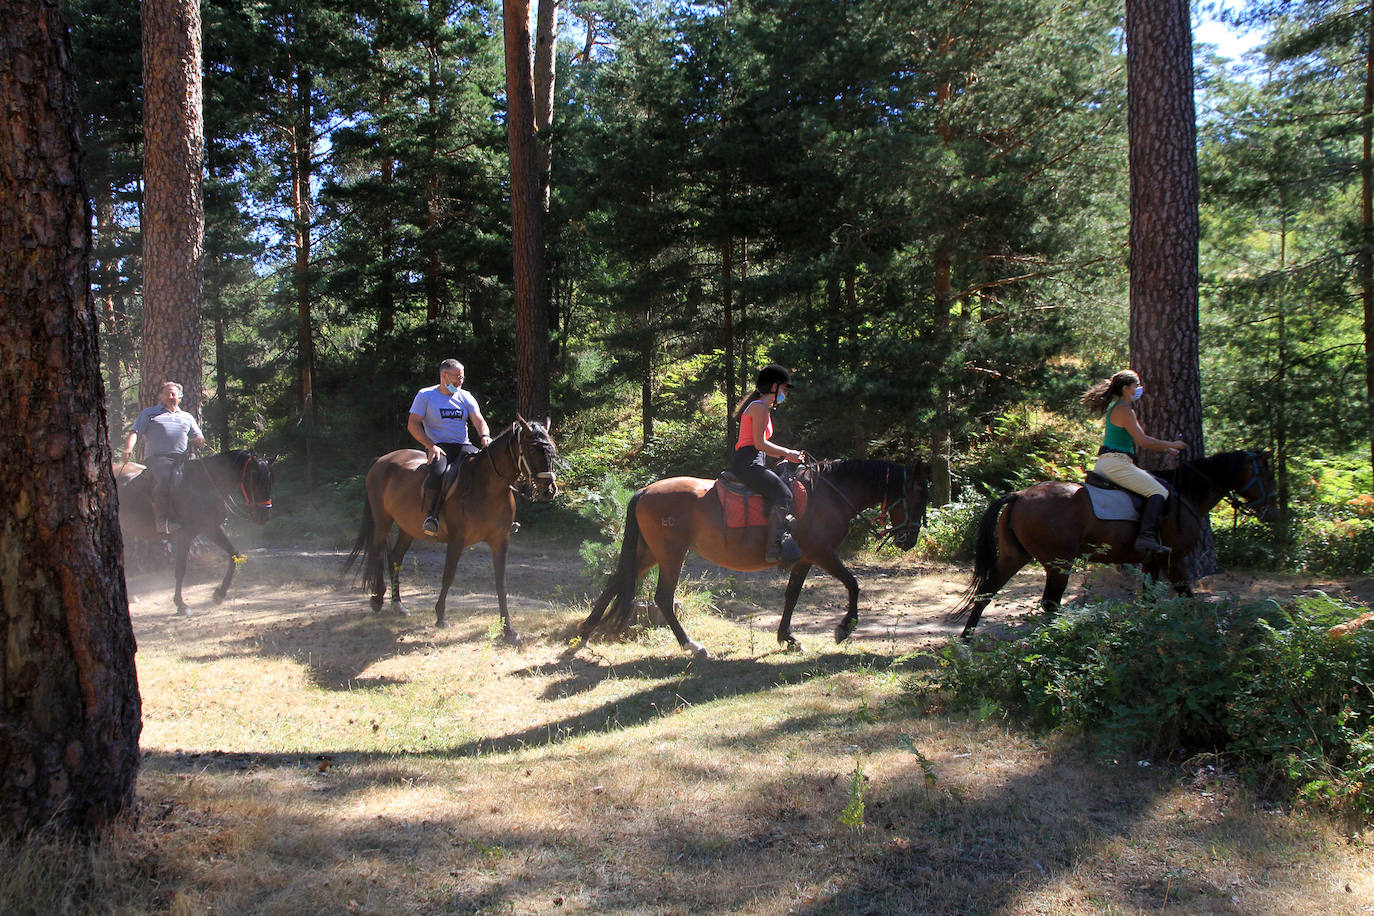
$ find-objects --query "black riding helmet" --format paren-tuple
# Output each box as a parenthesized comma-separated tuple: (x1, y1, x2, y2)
(756, 364, 795, 391)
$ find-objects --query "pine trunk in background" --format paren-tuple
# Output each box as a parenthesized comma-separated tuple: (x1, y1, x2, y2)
(534, 0, 558, 210)
(0, 0, 141, 835)
(1125, 0, 1216, 576)
(1362, 6, 1374, 480)
(504, 0, 550, 420)
(290, 64, 317, 491)
(140, 0, 204, 416)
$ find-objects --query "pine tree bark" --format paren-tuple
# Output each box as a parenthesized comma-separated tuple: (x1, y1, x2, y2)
(534, 0, 558, 209)
(1361, 4, 1374, 480)
(140, 0, 204, 416)
(505, 0, 551, 420)
(0, 0, 141, 836)
(1125, 0, 1217, 575)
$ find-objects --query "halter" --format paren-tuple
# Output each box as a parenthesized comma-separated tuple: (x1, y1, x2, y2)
(1222, 451, 1271, 514)
(873, 464, 929, 547)
(239, 455, 273, 509)
(486, 424, 557, 491)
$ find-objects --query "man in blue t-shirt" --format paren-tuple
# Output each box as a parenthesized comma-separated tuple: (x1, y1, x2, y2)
(408, 358, 491, 536)
(123, 381, 206, 534)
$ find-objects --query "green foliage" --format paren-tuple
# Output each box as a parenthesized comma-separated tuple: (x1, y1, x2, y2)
(837, 761, 868, 832)
(928, 591, 1374, 819)
(571, 472, 637, 581)
(916, 501, 983, 563)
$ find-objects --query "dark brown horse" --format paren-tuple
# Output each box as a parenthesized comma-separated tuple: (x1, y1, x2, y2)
(344, 418, 558, 641)
(953, 449, 1278, 638)
(578, 458, 931, 657)
(117, 450, 274, 615)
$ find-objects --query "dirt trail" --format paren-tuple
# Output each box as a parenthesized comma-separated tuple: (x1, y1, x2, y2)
(123, 534, 1374, 648)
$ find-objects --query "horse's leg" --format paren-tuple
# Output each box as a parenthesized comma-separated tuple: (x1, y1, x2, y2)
(1040, 562, 1072, 622)
(578, 551, 658, 638)
(206, 526, 242, 603)
(796, 549, 862, 643)
(647, 548, 709, 659)
(776, 562, 814, 651)
(387, 531, 414, 616)
(432, 536, 466, 629)
(172, 532, 193, 616)
(960, 550, 1032, 639)
(491, 536, 521, 646)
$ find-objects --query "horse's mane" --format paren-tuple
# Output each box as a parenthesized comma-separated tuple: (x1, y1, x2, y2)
(811, 458, 911, 497)
(1168, 450, 1250, 504)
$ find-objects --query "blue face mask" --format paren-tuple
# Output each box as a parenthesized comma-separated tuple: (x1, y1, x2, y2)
(445, 382, 459, 395)
(1132, 386, 1144, 401)
(775, 389, 787, 405)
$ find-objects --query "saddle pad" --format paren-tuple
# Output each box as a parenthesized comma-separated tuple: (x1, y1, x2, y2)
(1083, 483, 1143, 521)
(714, 478, 808, 529)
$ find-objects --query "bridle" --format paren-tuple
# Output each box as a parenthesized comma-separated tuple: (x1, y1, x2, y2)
(873, 464, 929, 547)
(239, 454, 273, 510)
(486, 424, 557, 493)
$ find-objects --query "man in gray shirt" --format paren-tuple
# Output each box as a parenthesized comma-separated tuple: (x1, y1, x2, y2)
(123, 381, 205, 534)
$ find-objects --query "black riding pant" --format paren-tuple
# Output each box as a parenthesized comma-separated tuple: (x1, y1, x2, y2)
(730, 447, 792, 512)
(426, 442, 480, 501)
(149, 454, 184, 514)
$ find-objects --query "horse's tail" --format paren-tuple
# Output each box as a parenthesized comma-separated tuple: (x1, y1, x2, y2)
(342, 489, 384, 596)
(949, 492, 1020, 622)
(599, 491, 647, 635)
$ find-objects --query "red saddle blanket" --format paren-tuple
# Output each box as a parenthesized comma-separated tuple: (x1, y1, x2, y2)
(713, 478, 808, 529)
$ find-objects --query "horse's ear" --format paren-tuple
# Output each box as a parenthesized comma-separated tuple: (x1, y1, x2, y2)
(515, 413, 529, 429)
(543, 416, 552, 432)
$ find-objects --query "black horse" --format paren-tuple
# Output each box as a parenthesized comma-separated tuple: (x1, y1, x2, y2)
(952, 449, 1277, 638)
(117, 450, 274, 615)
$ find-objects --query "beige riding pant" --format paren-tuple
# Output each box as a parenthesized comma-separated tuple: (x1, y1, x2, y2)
(1093, 450, 1168, 499)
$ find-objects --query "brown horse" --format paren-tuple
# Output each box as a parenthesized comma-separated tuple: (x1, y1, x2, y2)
(117, 450, 274, 615)
(578, 458, 931, 657)
(953, 449, 1278, 638)
(343, 418, 558, 640)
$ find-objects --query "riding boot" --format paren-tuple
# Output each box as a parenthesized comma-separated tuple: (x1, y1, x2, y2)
(765, 505, 803, 570)
(1133, 494, 1170, 555)
(421, 473, 443, 536)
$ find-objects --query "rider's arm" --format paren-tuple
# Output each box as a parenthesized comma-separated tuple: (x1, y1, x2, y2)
(746, 401, 802, 462)
(1113, 404, 1185, 454)
(469, 405, 492, 446)
(122, 430, 137, 462)
(407, 413, 439, 460)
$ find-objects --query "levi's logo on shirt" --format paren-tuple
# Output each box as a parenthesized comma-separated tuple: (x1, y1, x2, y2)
(440, 408, 464, 419)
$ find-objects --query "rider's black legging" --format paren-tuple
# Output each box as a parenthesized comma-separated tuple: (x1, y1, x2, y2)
(426, 442, 480, 501)
(731, 446, 792, 512)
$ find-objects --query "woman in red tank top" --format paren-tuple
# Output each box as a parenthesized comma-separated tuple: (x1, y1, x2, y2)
(730, 364, 806, 568)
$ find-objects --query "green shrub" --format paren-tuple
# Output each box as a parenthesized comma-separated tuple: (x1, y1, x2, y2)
(917, 500, 982, 563)
(926, 591, 1374, 819)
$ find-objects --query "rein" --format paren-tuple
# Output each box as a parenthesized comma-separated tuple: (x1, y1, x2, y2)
(810, 460, 926, 545)
(1184, 451, 1271, 517)
(239, 455, 272, 509)
(485, 424, 557, 492)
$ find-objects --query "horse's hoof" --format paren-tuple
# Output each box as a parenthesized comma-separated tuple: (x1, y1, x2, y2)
(688, 641, 711, 659)
(393, 601, 409, 617)
(370, 599, 384, 614)
(834, 621, 856, 643)
(212, 588, 227, 603)
(435, 617, 448, 629)
(174, 606, 191, 618)
(503, 630, 523, 647)
(778, 635, 802, 653)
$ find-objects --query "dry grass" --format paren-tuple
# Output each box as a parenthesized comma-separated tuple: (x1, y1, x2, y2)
(3, 536, 1372, 915)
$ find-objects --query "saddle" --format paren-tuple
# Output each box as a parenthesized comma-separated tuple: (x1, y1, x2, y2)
(1081, 471, 1170, 521)
(714, 471, 809, 529)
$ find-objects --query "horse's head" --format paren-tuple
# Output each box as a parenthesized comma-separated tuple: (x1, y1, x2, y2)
(886, 460, 932, 551)
(1230, 450, 1278, 524)
(513, 416, 559, 502)
(240, 452, 274, 524)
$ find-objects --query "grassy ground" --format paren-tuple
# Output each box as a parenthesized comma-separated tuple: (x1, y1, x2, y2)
(3, 527, 1372, 915)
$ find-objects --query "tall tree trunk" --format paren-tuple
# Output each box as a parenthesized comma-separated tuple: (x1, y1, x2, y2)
(140, 0, 204, 416)
(426, 42, 443, 323)
(290, 63, 317, 491)
(1362, 3, 1374, 479)
(95, 197, 126, 437)
(534, 0, 558, 211)
(0, 0, 141, 836)
(931, 247, 954, 507)
(722, 237, 735, 450)
(1125, 0, 1215, 575)
(504, 0, 550, 420)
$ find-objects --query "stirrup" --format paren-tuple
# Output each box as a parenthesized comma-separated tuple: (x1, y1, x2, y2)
(1133, 535, 1170, 555)
(778, 535, 803, 570)
(422, 516, 440, 536)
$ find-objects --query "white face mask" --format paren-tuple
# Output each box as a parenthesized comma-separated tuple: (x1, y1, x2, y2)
(1132, 386, 1144, 401)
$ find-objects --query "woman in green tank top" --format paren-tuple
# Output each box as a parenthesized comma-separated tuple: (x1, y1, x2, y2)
(1081, 369, 1187, 555)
